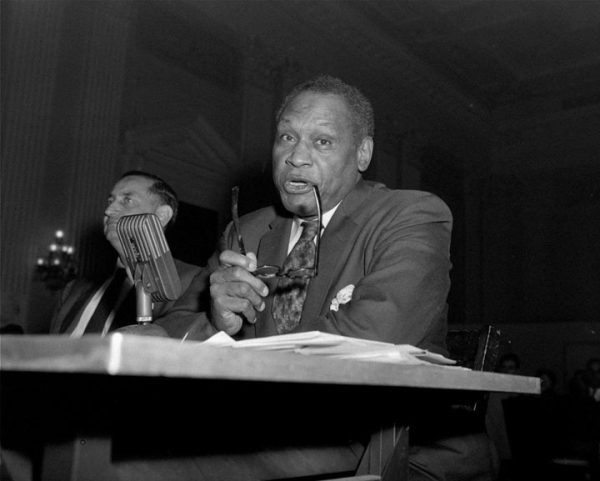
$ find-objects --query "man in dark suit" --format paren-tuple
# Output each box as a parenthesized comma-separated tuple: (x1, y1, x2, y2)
(214, 180, 450, 352)
(207, 75, 494, 480)
(49, 171, 214, 339)
(210, 75, 450, 353)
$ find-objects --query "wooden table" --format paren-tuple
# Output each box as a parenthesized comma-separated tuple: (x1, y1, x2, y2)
(0, 334, 540, 481)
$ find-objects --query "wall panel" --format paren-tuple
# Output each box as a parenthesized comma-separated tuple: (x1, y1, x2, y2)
(1, 1, 65, 328)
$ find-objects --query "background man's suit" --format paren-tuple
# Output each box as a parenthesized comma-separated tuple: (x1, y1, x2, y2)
(49, 258, 212, 338)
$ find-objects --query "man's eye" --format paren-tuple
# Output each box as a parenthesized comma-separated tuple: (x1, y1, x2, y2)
(316, 138, 332, 146)
(279, 133, 295, 142)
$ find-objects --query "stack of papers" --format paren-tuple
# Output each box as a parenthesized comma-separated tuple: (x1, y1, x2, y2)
(204, 331, 458, 366)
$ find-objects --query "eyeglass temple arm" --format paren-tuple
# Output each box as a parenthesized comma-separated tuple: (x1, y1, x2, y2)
(232, 185, 320, 276)
(231, 186, 247, 255)
(312, 185, 321, 277)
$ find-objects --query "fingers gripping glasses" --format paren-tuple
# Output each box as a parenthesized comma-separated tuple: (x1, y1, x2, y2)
(231, 186, 321, 280)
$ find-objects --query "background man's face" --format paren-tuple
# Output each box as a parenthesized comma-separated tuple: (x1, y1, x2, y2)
(103, 175, 161, 252)
(271, 91, 368, 217)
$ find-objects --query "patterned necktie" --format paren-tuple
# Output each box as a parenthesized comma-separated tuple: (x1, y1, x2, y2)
(271, 220, 320, 334)
(84, 268, 128, 334)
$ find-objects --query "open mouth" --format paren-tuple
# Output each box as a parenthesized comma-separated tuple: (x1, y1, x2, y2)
(284, 180, 315, 193)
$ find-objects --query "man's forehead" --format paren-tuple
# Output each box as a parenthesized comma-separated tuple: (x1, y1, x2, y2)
(284, 92, 349, 116)
(110, 175, 153, 195)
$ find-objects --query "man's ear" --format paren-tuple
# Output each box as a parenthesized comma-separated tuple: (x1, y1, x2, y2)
(356, 137, 373, 173)
(155, 204, 173, 228)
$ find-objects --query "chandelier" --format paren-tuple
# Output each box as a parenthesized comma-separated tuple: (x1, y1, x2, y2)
(36, 230, 78, 290)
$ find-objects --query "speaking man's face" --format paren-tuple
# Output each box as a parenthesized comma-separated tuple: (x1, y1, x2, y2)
(272, 91, 372, 218)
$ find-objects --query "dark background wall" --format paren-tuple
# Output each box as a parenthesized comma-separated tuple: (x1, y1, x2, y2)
(2, 0, 599, 387)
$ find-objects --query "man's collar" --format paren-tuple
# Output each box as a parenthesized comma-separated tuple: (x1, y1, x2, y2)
(293, 201, 340, 230)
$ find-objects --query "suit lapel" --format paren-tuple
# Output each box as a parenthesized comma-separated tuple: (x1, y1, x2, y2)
(301, 209, 360, 323)
(57, 282, 99, 333)
(243, 182, 374, 336)
(256, 216, 291, 267)
(110, 287, 136, 331)
(301, 180, 372, 323)
(252, 216, 291, 338)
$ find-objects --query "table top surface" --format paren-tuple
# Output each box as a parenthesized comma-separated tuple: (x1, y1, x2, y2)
(0, 334, 540, 394)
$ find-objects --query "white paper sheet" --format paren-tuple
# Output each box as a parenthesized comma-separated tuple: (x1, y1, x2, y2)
(203, 331, 459, 366)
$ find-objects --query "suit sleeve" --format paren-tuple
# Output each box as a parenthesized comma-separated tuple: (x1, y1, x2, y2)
(154, 266, 217, 341)
(156, 217, 258, 341)
(299, 193, 452, 354)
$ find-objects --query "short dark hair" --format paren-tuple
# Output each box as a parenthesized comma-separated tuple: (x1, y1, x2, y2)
(276, 75, 375, 143)
(120, 170, 178, 225)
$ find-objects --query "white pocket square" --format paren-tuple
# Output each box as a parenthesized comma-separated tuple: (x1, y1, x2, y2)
(330, 284, 355, 311)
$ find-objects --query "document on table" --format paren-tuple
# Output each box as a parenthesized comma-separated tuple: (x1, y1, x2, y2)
(203, 330, 458, 366)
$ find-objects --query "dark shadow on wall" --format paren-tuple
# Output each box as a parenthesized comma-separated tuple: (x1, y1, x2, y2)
(166, 202, 219, 267)
(420, 145, 466, 326)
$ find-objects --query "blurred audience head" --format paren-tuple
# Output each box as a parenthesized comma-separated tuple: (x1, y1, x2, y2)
(498, 353, 521, 375)
(536, 368, 557, 394)
(0, 292, 23, 334)
(584, 357, 600, 395)
(569, 369, 589, 398)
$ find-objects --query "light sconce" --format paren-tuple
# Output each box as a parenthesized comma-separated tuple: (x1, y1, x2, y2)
(36, 230, 78, 290)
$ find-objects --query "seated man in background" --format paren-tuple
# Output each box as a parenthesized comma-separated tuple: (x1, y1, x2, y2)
(49, 170, 214, 340)
(207, 75, 493, 480)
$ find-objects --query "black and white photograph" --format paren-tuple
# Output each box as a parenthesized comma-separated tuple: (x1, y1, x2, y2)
(1, 1, 599, 480)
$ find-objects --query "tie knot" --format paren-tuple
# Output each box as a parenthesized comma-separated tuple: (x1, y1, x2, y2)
(299, 220, 320, 241)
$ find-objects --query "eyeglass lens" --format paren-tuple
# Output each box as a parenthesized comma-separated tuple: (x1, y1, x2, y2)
(231, 185, 321, 279)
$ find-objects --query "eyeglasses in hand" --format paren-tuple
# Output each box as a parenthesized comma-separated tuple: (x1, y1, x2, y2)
(231, 185, 321, 280)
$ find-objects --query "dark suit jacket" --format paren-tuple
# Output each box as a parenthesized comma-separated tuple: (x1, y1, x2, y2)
(154, 181, 485, 479)
(214, 179, 452, 354)
(49, 258, 210, 336)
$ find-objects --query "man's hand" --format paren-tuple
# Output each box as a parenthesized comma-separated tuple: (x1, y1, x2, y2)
(210, 250, 269, 335)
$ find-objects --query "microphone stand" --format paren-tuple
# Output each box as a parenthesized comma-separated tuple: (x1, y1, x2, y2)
(134, 264, 153, 325)
(115, 213, 181, 338)
(116, 263, 169, 337)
